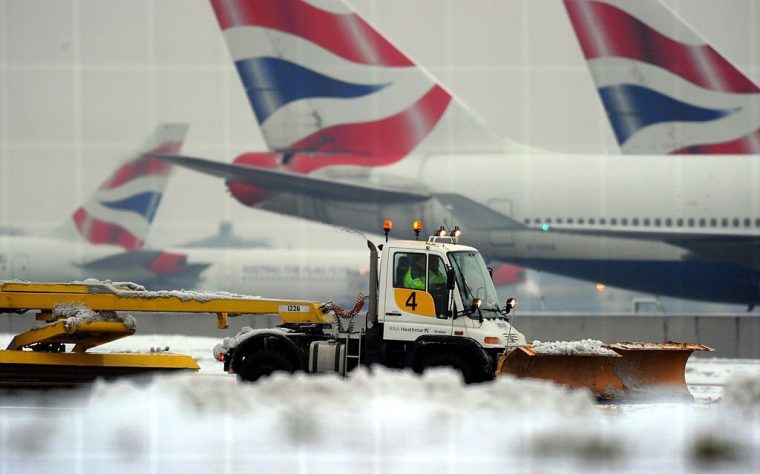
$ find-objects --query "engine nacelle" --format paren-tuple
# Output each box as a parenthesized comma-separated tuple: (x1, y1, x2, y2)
(226, 152, 283, 206)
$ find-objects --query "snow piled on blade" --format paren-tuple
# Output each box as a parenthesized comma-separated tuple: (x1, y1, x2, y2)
(530, 339, 618, 356)
(52, 303, 136, 331)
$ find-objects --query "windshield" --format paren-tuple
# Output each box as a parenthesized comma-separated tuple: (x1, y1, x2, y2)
(448, 251, 502, 318)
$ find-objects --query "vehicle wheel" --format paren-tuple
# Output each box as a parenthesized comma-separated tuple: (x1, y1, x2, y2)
(421, 352, 478, 384)
(238, 349, 296, 382)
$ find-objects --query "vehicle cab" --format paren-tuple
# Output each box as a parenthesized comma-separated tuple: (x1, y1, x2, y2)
(375, 228, 526, 354)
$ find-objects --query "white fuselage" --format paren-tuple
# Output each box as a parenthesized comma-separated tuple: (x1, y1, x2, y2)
(411, 152, 758, 233)
(0, 236, 369, 306)
(253, 151, 760, 304)
(172, 247, 369, 305)
(0, 235, 129, 282)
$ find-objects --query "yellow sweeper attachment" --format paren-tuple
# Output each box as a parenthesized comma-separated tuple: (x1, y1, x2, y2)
(496, 341, 713, 400)
(0, 281, 330, 387)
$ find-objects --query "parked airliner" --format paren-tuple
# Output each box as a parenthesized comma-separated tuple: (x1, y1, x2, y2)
(0, 124, 212, 287)
(152, 0, 760, 307)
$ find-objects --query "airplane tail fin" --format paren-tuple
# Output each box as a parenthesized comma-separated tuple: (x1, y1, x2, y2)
(210, 0, 516, 164)
(52, 124, 189, 250)
(563, 0, 760, 154)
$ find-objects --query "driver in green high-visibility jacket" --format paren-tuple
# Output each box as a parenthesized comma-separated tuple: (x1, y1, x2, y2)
(404, 254, 445, 290)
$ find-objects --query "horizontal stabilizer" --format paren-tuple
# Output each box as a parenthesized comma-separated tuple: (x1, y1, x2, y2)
(80, 250, 169, 270)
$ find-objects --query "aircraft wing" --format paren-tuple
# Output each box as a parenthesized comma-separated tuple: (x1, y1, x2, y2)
(147, 153, 431, 204)
(80, 250, 211, 282)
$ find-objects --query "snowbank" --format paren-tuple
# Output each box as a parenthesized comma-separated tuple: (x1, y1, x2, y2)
(1, 333, 759, 472)
(721, 368, 760, 418)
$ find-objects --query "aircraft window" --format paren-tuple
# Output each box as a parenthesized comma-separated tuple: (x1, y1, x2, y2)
(632, 218, 639, 226)
(665, 218, 672, 227)
(546, 218, 552, 224)
(589, 218, 595, 225)
(654, 218, 661, 226)
(621, 218, 628, 225)
(578, 218, 585, 224)
(710, 218, 717, 227)
(699, 218, 706, 227)
(643, 218, 650, 226)
(733, 218, 740, 227)
(721, 218, 728, 227)
(744, 218, 751, 227)
(599, 218, 606, 225)
(610, 218, 617, 225)
(688, 218, 695, 227)
(676, 218, 682, 226)
(524, 219, 530, 225)
(534, 218, 541, 224)
(567, 218, 574, 224)
(556, 218, 563, 224)
(756, 218, 760, 227)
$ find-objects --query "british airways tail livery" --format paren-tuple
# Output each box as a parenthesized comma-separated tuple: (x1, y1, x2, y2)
(1, 124, 206, 286)
(155, 1, 760, 307)
(563, 0, 760, 155)
(53, 124, 188, 250)
(211, 0, 529, 164)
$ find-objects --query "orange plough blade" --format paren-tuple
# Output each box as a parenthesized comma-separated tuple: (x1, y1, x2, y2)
(496, 341, 713, 400)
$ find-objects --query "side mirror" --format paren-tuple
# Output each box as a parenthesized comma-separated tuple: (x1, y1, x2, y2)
(472, 298, 483, 323)
(505, 297, 517, 314)
(446, 267, 456, 290)
(488, 266, 493, 279)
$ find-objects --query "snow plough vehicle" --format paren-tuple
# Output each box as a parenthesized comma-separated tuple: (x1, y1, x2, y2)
(212, 222, 711, 400)
(0, 222, 711, 399)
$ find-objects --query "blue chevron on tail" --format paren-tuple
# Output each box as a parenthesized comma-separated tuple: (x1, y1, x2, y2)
(564, 0, 760, 154)
(53, 124, 189, 250)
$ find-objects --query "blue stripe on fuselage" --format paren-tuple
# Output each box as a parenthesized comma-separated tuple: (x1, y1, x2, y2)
(506, 257, 760, 305)
(235, 56, 388, 123)
(598, 84, 736, 145)
(100, 192, 162, 222)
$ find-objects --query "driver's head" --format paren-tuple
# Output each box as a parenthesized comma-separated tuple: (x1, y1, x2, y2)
(413, 255, 426, 270)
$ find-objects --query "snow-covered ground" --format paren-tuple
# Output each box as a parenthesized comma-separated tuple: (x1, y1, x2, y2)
(0, 334, 759, 473)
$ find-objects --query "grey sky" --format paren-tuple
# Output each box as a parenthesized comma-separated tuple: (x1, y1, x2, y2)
(1, 0, 758, 250)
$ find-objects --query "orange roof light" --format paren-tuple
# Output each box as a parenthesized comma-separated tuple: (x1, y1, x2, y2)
(412, 221, 423, 240)
(383, 220, 393, 232)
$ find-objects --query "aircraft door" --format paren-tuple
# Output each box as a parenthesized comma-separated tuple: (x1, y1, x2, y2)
(382, 250, 451, 341)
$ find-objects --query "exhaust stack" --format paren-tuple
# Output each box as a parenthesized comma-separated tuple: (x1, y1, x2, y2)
(366, 240, 379, 327)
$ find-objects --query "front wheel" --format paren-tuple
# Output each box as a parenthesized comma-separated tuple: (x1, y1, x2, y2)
(237, 349, 296, 382)
(421, 352, 479, 384)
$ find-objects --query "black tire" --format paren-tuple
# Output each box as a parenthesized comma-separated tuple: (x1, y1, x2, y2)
(421, 351, 478, 384)
(238, 349, 296, 382)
